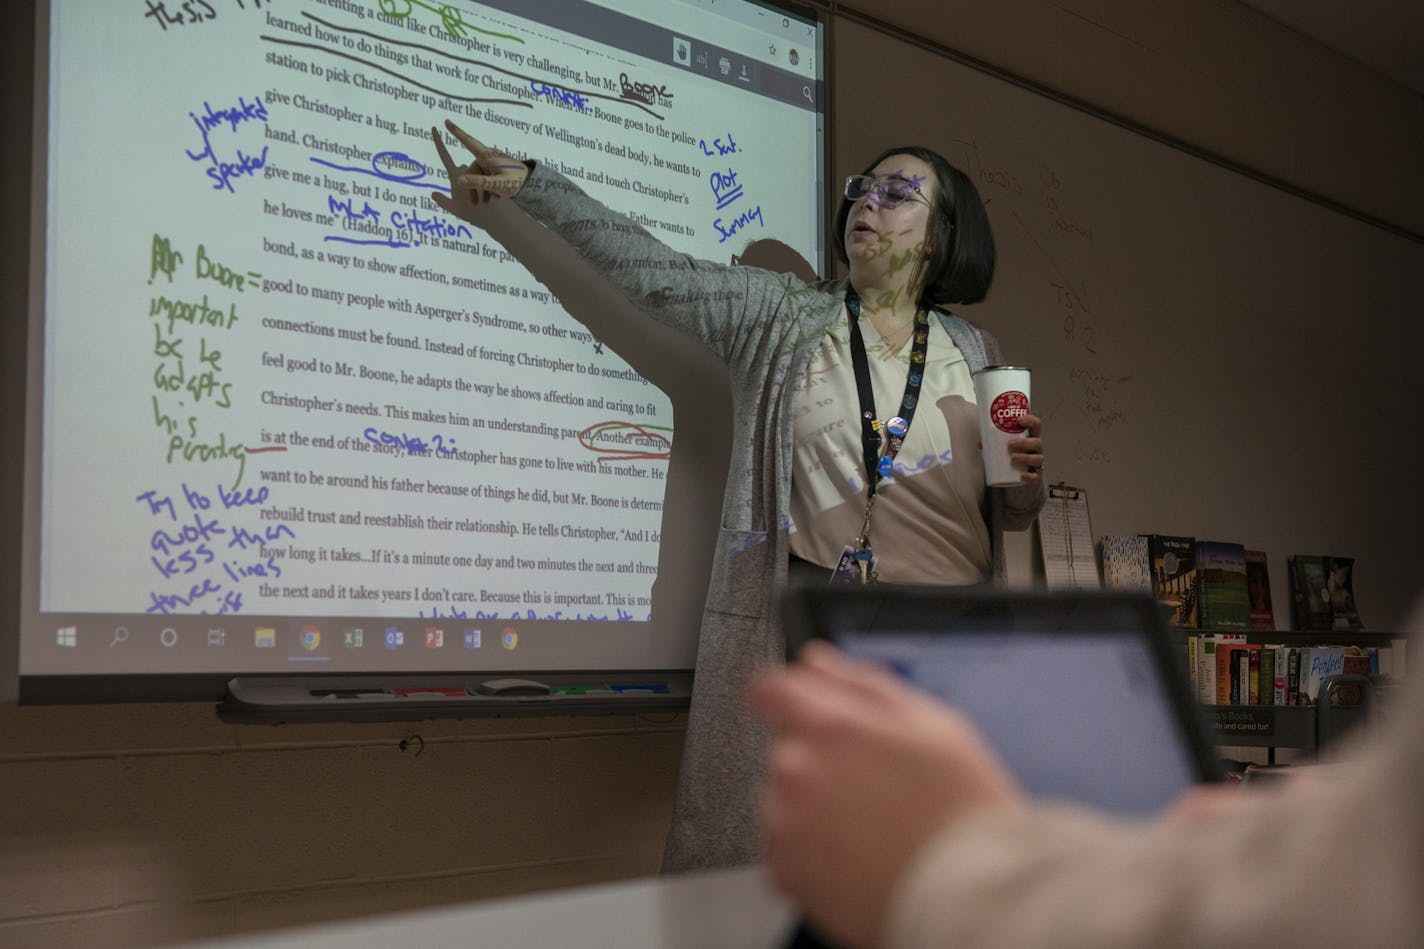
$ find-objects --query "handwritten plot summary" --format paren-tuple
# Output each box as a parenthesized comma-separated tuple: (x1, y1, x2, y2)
(29, 0, 824, 674)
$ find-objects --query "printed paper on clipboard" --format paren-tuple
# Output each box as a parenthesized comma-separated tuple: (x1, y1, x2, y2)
(1037, 484, 1099, 589)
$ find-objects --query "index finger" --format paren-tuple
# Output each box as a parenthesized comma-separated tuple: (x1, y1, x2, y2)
(430, 125, 459, 178)
(444, 118, 497, 161)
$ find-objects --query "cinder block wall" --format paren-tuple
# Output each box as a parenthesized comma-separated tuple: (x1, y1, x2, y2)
(0, 704, 683, 945)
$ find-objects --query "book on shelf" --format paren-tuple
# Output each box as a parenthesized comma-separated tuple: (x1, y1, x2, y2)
(1097, 534, 1152, 592)
(1255, 645, 1274, 705)
(1186, 638, 1389, 707)
(1187, 635, 1393, 709)
(1214, 640, 1237, 705)
(1244, 549, 1276, 630)
(1325, 556, 1364, 630)
(1236, 647, 1253, 705)
(1297, 647, 1345, 705)
(1185, 635, 1196, 694)
(1148, 534, 1197, 628)
(1275, 644, 1298, 701)
(1295, 646, 1315, 703)
(1374, 645, 1401, 679)
(1227, 647, 1241, 705)
(1188, 633, 1243, 704)
(1195, 636, 1217, 705)
(1288, 555, 1333, 631)
(1195, 541, 1250, 631)
(1334, 649, 1371, 706)
(1216, 643, 1251, 706)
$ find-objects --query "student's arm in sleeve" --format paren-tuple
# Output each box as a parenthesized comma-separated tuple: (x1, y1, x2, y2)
(886, 676, 1424, 949)
(753, 637, 1424, 949)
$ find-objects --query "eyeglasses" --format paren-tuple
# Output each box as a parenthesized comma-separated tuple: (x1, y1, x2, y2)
(844, 174, 931, 210)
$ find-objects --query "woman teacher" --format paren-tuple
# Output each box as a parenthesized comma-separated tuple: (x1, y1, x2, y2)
(431, 119, 1047, 872)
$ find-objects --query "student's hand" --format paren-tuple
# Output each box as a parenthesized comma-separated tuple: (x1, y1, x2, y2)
(1167, 766, 1327, 825)
(1010, 412, 1045, 482)
(430, 118, 530, 223)
(1164, 782, 1250, 824)
(749, 642, 1025, 949)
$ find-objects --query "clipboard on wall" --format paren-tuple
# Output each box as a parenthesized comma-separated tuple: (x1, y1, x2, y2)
(1036, 483, 1099, 589)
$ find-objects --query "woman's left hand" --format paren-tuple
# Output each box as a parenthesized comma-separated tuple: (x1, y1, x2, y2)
(1010, 413, 1044, 483)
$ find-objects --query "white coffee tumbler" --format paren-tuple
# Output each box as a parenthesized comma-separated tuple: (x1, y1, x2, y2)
(972, 366, 1031, 487)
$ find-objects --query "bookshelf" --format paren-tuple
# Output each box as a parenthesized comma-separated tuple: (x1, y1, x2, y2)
(1176, 630, 1403, 757)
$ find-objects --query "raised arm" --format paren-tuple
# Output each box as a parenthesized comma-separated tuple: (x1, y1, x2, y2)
(430, 119, 823, 365)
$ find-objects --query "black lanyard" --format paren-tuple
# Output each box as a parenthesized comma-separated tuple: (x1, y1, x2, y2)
(845, 286, 929, 501)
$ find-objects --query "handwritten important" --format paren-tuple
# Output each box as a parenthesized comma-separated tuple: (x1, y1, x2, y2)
(147, 232, 270, 487)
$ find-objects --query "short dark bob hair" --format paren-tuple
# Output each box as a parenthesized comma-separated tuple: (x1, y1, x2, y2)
(832, 145, 995, 307)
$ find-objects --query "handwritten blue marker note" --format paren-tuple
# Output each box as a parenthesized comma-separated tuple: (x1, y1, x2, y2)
(137, 482, 297, 616)
(184, 95, 270, 193)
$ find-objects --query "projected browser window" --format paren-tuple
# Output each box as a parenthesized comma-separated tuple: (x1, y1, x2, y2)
(25, 0, 825, 677)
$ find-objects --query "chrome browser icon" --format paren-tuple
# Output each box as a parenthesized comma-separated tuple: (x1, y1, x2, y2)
(298, 625, 321, 651)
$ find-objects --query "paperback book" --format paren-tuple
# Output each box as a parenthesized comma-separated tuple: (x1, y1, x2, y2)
(1325, 556, 1364, 630)
(1336, 650, 1371, 705)
(1214, 639, 1252, 705)
(1288, 555, 1333, 632)
(1098, 534, 1152, 592)
(1244, 549, 1275, 630)
(1195, 636, 1218, 705)
(1195, 541, 1250, 631)
(1270, 644, 1288, 705)
(1148, 534, 1197, 628)
(1297, 646, 1345, 705)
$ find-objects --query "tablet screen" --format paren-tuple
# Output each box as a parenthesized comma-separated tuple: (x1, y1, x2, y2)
(839, 628, 1204, 814)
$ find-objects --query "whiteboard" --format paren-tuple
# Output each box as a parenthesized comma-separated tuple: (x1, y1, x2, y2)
(13, 0, 823, 691)
(834, 19, 1424, 629)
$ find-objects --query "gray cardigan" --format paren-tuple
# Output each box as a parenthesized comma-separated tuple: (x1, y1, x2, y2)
(514, 166, 1047, 872)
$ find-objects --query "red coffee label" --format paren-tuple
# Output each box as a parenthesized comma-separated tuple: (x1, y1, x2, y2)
(989, 391, 1029, 434)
